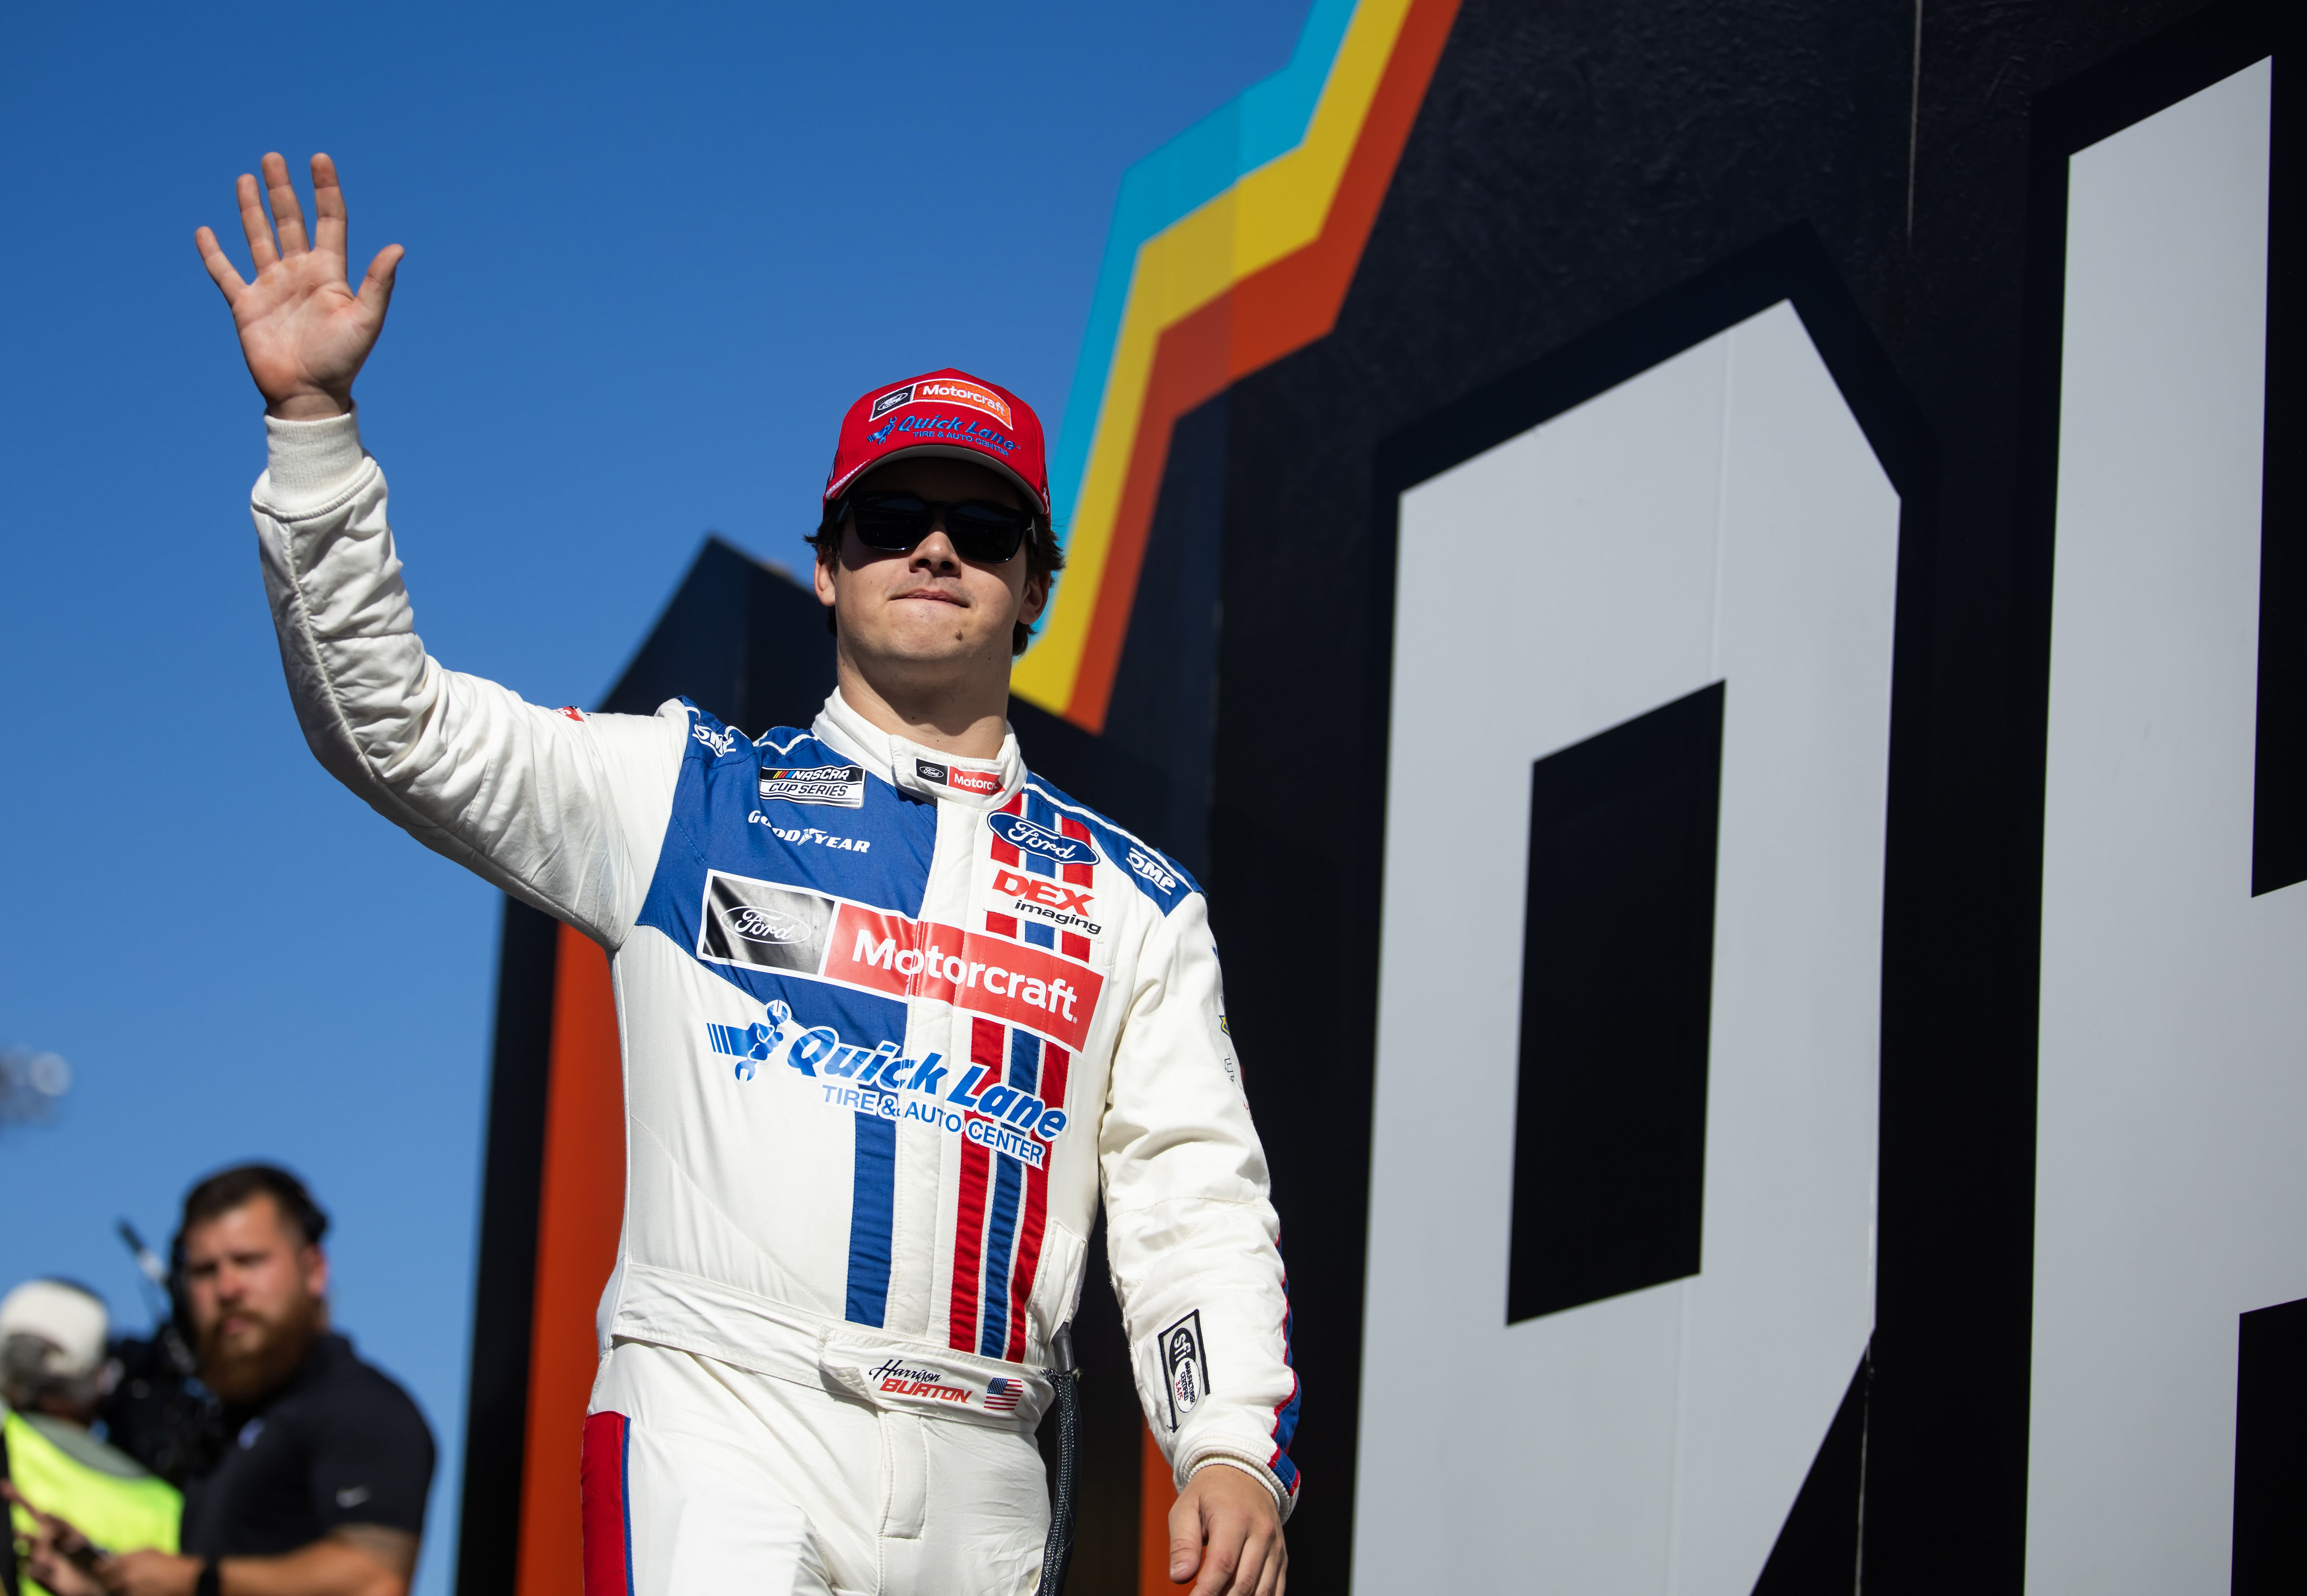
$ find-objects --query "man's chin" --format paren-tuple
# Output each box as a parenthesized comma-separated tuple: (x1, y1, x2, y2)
(859, 624, 996, 672)
(201, 1313, 322, 1404)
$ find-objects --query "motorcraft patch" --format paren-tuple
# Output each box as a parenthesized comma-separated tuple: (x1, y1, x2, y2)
(693, 870, 1104, 1051)
(760, 762, 865, 809)
(1159, 1310, 1209, 1431)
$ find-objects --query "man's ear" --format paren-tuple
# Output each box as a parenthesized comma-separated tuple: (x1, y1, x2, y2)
(302, 1245, 331, 1301)
(812, 543, 840, 612)
(1019, 569, 1051, 627)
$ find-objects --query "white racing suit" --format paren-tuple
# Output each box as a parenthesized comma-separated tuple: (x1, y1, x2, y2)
(251, 413, 1300, 1595)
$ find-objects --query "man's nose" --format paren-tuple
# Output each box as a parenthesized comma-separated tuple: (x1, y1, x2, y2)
(910, 519, 962, 568)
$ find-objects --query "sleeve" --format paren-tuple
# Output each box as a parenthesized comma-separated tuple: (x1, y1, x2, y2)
(1099, 892, 1301, 1518)
(302, 1382, 437, 1539)
(253, 412, 688, 945)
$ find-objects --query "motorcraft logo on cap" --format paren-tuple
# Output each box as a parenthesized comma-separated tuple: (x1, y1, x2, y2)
(911, 377, 1012, 427)
(865, 378, 1013, 430)
(760, 763, 865, 809)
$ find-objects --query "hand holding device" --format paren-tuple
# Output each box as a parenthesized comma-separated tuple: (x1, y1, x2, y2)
(3, 1481, 108, 1594)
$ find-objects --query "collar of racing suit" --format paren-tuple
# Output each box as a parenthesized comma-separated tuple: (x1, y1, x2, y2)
(810, 687, 1024, 811)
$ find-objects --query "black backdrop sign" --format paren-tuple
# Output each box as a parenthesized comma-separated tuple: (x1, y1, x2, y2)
(459, 2, 2303, 1590)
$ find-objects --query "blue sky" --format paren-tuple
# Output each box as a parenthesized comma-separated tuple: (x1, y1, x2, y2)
(0, 4, 1307, 1589)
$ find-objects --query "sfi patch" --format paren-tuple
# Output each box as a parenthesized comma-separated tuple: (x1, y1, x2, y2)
(1159, 1310, 1210, 1431)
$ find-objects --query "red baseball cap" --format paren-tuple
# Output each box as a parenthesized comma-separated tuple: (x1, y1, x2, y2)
(823, 368, 1051, 518)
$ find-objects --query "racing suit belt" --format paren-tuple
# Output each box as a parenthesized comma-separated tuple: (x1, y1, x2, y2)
(608, 1260, 1053, 1432)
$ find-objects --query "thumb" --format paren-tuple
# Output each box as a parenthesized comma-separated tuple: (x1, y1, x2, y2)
(358, 243, 405, 319)
(1168, 1492, 1204, 1583)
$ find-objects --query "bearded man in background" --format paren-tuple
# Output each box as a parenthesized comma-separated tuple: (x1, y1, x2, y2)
(25, 1168, 434, 1596)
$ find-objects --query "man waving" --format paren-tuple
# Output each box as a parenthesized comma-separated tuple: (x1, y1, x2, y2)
(195, 153, 1296, 1596)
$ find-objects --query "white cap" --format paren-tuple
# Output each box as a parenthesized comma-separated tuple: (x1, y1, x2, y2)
(0, 1280, 109, 1382)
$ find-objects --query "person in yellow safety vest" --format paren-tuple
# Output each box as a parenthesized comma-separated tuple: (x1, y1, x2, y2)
(2, 1280, 179, 1596)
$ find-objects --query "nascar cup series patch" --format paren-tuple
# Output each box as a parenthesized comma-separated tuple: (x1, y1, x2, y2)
(760, 763, 865, 809)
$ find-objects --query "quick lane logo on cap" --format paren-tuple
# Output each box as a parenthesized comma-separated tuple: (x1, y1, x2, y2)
(760, 763, 865, 809)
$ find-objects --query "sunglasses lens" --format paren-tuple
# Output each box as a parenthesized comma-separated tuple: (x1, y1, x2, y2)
(850, 494, 935, 550)
(944, 501, 1032, 563)
(846, 493, 1031, 561)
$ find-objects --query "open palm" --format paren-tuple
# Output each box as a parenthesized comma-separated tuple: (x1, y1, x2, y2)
(196, 152, 402, 418)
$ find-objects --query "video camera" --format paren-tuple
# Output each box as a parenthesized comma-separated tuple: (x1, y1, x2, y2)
(92, 1222, 223, 1487)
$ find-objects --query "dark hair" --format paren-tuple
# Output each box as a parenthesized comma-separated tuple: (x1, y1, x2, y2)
(179, 1164, 330, 1250)
(807, 474, 1067, 658)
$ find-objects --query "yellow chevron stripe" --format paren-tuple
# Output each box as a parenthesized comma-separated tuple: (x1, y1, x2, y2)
(1012, 0, 1417, 712)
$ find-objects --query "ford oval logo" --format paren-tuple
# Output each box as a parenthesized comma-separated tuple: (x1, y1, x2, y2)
(987, 811, 1100, 866)
(722, 904, 807, 944)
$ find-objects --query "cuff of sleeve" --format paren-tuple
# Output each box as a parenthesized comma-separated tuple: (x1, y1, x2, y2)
(259, 409, 366, 514)
(1184, 1454, 1291, 1518)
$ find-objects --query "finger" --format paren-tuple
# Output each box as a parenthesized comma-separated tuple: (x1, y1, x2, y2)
(1189, 1534, 1241, 1596)
(1228, 1530, 1272, 1596)
(1185, 1505, 1249, 1596)
(262, 151, 310, 258)
(310, 152, 346, 258)
(236, 172, 278, 271)
(1, 1482, 60, 1533)
(356, 242, 403, 320)
(193, 225, 249, 304)
(1168, 1496, 1204, 1586)
(1255, 1534, 1286, 1596)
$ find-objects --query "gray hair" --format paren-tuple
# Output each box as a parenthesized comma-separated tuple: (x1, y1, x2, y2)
(1, 1329, 106, 1412)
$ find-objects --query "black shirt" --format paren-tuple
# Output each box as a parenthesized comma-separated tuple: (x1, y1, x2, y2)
(180, 1333, 436, 1559)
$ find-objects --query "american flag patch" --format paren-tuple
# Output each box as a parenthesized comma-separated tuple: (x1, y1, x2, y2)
(984, 1377, 1022, 1413)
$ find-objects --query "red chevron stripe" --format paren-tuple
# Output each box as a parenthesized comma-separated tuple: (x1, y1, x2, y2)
(946, 1018, 1008, 1350)
(1003, 1040, 1072, 1362)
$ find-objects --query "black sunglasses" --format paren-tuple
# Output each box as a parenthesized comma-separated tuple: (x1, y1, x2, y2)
(839, 491, 1036, 564)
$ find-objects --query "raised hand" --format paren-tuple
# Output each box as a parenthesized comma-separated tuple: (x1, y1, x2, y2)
(195, 152, 402, 419)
